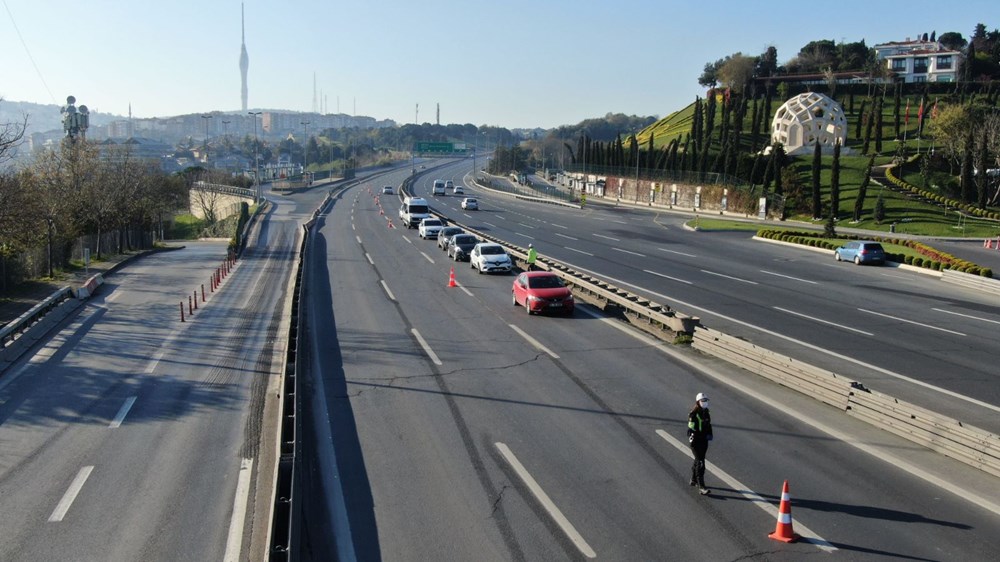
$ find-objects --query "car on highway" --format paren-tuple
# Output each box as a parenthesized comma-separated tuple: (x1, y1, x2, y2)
(835, 240, 886, 265)
(512, 271, 575, 315)
(461, 198, 479, 210)
(432, 180, 446, 196)
(470, 242, 513, 274)
(418, 218, 445, 239)
(382, 185, 393, 194)
(453, 185, 464, 195)
(447, 234, 479, 261)
(437, 226, 464, 250)
(445, 180, 455, 190)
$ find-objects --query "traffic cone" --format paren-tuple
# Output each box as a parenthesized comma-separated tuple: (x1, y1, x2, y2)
(768, 480, 800, 543)
(448, 267, 457, 288)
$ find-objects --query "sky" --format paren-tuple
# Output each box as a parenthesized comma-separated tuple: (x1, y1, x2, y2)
(1, 0, 996, 129)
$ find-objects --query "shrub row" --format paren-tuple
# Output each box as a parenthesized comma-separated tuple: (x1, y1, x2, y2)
(884, 165, 1000, 221)
(757, 229, 994, 278)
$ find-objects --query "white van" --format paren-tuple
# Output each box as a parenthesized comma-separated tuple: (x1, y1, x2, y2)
(432, 180, 446, 196)
(399, 197, 431, 228)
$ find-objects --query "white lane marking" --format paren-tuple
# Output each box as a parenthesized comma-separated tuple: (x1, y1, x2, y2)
(223, 458, 254, 562)
(593, 234, 620, 241)
(564, 247, 594, 257)
(104, 291, 122, 303)
(551, 223, 568, 229)
(411, 328, 442, 365)
(567, 264, 1000, 413)
(644, 270, 693, 285)
(420, 252, 435, 264)
(352, 223, 356, 231)
(612, 248, 646, 257)
(774, 307, 874, 336)
(109, 396, 137, 428)
(460, 285, 473, 297)
(518, 223, 536, 229)
(555, 233, 578, 241)
(495, 442, 596, 558)
(759, 270, 819, 284)
(612, 220, 628, 225)
(380, 280, 396, 301)
(48, 466, 95, 522)
(658, 248, 696, 257)
(517, 233, 535, 240)
(355, 236, 362, 244)
(144, 329, 181, 374)
(365, 253, 374, 265)
(509, 324, 560, 359)
(655, 431, 836, 552)
(484, 222, 497, 228)
(496, 215, 507, 220)
(859, 308, 966, 336)
(402, 236, 412, 244)
(464, 213, 472, 219)
(701, 269, 758, 285)
(933, 308, 1000, 326)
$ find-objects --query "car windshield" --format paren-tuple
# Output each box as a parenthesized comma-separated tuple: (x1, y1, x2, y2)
(454, 236, 476, 244)
(423, 220, 442, 227)
(480, 246, 504, 255)
(409, 205, 429, 214)
(465, 199, 476, 203)
(441, 228, 461, 235)
(528, 275, 565, 289)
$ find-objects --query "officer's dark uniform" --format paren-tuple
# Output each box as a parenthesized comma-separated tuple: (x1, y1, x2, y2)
(687, 400, 713, 492)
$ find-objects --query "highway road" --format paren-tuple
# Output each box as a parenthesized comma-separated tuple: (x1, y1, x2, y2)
(298, 163, 1000, 559)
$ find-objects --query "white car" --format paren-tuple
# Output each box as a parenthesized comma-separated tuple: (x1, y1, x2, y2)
(445, 180, 455, 189)
(382, 185, 393, 194)
(470, 242, 513, 274)
(461, 198, 479, 210)
(453, 185, 464, 195)
(418, 218, 445, 239)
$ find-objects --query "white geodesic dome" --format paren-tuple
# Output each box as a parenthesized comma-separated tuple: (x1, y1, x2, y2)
(770, 92, 849, 156)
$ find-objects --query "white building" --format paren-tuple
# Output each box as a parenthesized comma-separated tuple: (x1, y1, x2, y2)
(874, 38, 963, 83)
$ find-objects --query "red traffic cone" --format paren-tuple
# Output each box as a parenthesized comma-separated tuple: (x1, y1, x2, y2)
(448, 267, 458, 288)
(768, 480, 800, 543)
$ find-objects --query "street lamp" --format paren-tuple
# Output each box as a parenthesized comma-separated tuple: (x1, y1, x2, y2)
(221, 119, 231, 153)
(201, 114, 213, 165)
(249, 111, 262, 201)
(300, 120, 310, 174)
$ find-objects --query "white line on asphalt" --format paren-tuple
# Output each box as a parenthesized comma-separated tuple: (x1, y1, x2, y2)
(144, 329, 181, 374)
(593, 234, 620, 241)
(420, 252, 435, 264)
(933, 308, 1000, 325)
(352, 223, 356, 231)
(509, 324, 560, 359)
(563, 265, 1000, 413)
(356, 236, 362, 244)
(223, 458, 254, 562)
(701, 269, 758, 284)
(48, 466, 94, 522)
(494, 442, 596, 558)
(380, 280, 396, 301)
(612, 248, 646, 257)
(496, 215, 507, 220)
(517, 233, 536, 240)
(657, 248, 696, 257)
(774, 306, 874, 336)
(411, 329, 443, 365)
(564, 247, 594, 256)
(555, 233, 578, 240)
(858, 308, 966, 336)
(485, 222, 497, 228)
(644, 270, 693, 284)
(654, 430, 836, 552)
(109, 396, 137, 428)
(551, 223, 568, 229)
(758, 270, 819, 284)
(613, 220, 628, 225)
(365, 253, 374, 265)
(464, 213, 472, 219)
(402, 236, 412, 244)
(518, 223, 536, 229)
(460, 285, 473, 297)
(104, 291, 122, 303)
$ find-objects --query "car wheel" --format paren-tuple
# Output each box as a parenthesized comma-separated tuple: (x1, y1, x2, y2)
(835, 252, 842, 262)
(512, 292, 518, 306)
(525, 300, 532, 315)
(854, 256, 861, 265)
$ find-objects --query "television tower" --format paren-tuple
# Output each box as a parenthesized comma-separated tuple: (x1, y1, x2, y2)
(239, 3, 249, 111)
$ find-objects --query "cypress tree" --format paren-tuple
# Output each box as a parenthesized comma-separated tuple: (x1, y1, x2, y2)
(811, 141, 822, 219)
(772, 144, 785, 196)
(646, 134, 655, 170)
(960, 127, 975, 202)
(918, 91, 929, 137)
(692, 98, 703, 155)
(667, 139, 679, 171)
(698, 136, 711, 178)
(830, 141, 841, 219)
(680, 136, 691, 171)
(893, 83, 902, 139)
(978, 127, 989, 208)
(749, 97, 760, 152)
(704, 92, 717, 146)
(862, 100, 876, 154)
(749, 151, 764, 187)
(874, 192, 886, 224)
(856, 100, 867, 141)
(875, 97, 884, 154)
(853, 154, 876, 221)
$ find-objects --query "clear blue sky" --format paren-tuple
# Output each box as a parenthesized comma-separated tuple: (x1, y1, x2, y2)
(1, 0, 994, 129)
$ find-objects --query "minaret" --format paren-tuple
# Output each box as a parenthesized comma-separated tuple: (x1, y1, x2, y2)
(239, 3, 249, 111)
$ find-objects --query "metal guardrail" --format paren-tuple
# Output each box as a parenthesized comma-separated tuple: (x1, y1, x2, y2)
(940, 269, 1000, 296)
(692, 327, 1000, 478)
(0, 287, 73, 348)
(192, 180, 256, 200)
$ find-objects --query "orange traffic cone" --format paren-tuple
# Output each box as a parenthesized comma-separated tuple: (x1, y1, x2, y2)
(768, 480, 800, 543)
(448, 267, 458, 288)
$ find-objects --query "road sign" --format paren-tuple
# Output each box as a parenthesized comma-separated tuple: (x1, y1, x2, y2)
(415, 141, 468, 156)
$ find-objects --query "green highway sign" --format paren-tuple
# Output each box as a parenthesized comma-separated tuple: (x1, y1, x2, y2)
(415, 141, 468, 155)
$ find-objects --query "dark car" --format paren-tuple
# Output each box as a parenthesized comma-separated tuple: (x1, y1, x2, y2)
(447, 234, 479, 262)
(437, 227, 464, 251)
(835, 241, 886, 265)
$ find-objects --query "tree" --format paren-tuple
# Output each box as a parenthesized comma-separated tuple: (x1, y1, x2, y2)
(874, 191, 886, 224)
(811, 141, 822, 218)
(853, 154, 877, 221)
(960, 127, 975, 202)
(893, 83, 902, 139)
(928, 103, 974, 173)
(757, 46, 778, 77)
(0, 105, 27, 165)
(976, 126, 989, 208)
(856, 100, 867, 141)
(874, 97, 884, 153)
(830, 141, 842, 219)
(698, 58, 724, 88)
(862, 100, 876, 154)
(718, 54, 757, 93)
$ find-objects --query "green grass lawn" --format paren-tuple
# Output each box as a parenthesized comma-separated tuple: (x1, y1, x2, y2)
(170, 214, 206, 240)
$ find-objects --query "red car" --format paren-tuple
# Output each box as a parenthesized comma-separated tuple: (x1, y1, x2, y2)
(511, 271, 575, 315)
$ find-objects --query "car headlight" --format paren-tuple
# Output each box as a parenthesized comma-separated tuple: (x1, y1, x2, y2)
(527, 295, 541, 302)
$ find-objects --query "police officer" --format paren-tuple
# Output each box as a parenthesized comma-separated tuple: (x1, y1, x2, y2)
(687, 392, 713, 494)
(526, 243, 538, 271)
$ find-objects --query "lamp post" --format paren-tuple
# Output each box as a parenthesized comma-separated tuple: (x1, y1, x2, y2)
(249, 111, 262, 201)
(300, 120, 310, 175)
(201, 114, 213, 165)
(221, 119, 231, 155)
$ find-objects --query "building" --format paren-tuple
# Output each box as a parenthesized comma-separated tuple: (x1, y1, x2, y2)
(874, 38, 963, 83)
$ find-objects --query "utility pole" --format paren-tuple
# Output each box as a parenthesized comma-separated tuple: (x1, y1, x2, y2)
(201, 114, 214, 165)
(249, 111, 262, 201)
(300, 120, 310, 173)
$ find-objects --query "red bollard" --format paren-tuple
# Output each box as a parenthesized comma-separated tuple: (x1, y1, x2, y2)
(180, 302, 185, 322)
(193, 290, 198, 310)
(188, 295, 193, 315)
(201, 284, 206, 302)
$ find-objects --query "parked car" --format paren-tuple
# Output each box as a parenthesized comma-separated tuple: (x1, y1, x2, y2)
(437, 227, 464, 250)
(382, 185, 393, 194)
(470, 242, 513, 274)
(448, 234, 479, 261)
(453, 185, 464, 195)
(461, 197, 479, 210)
(512, 271, 575, 315)
(835, 240, 886, 265)
(418, 218, 445, 239)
